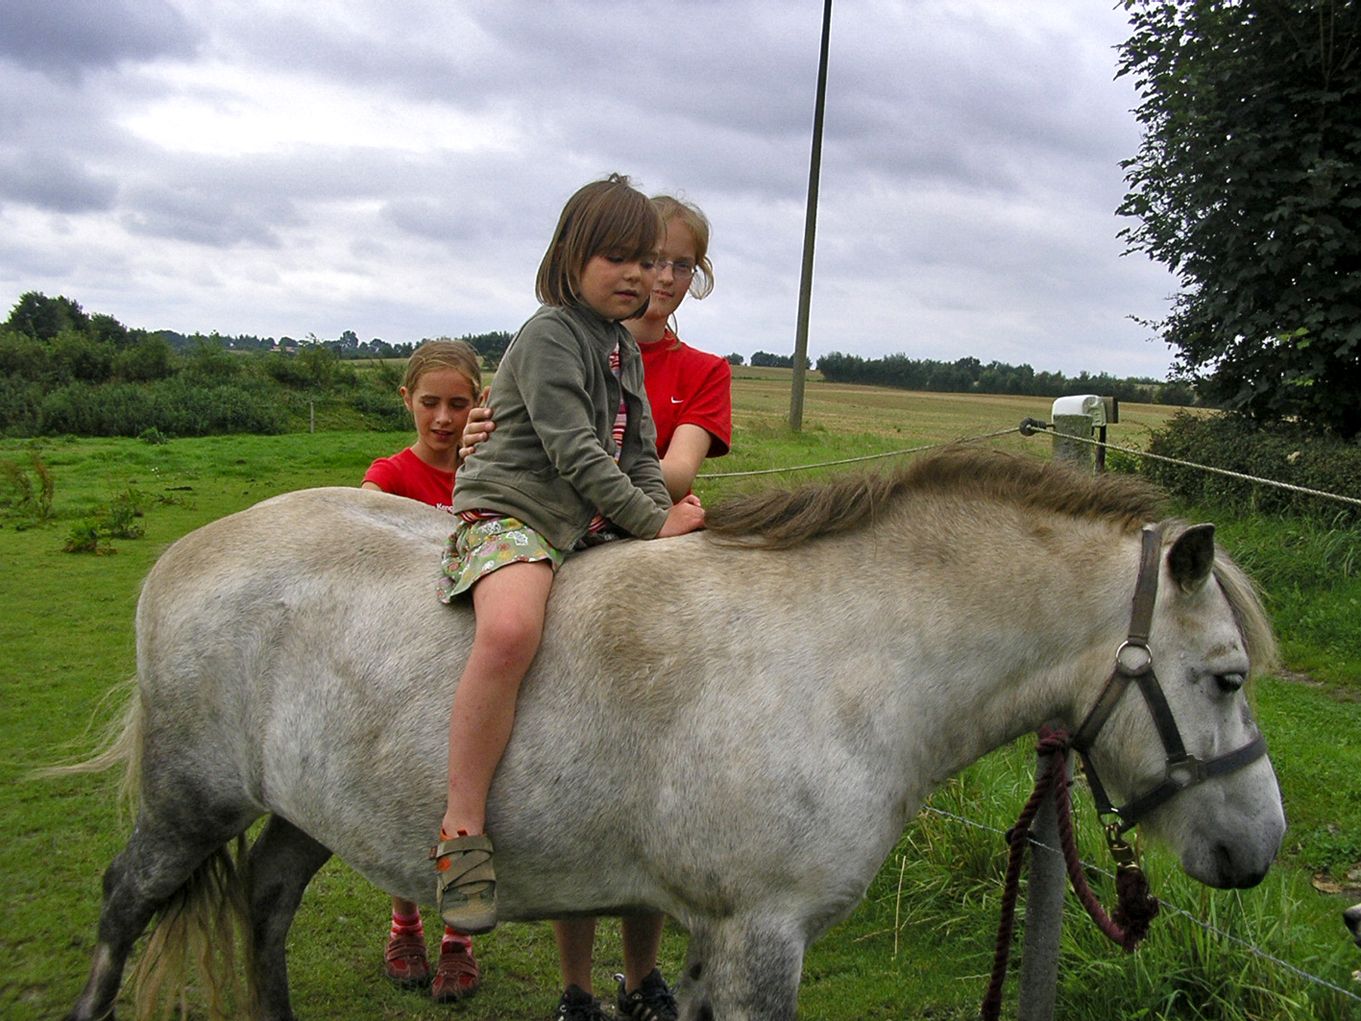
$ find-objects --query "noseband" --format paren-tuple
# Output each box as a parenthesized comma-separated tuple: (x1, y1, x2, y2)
(1071, 524, 1269, 839)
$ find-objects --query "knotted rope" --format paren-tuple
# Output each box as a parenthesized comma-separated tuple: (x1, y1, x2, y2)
(980, 727, 1160, 1021)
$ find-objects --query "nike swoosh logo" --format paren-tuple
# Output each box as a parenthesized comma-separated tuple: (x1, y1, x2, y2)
(670, 397, 683, 404)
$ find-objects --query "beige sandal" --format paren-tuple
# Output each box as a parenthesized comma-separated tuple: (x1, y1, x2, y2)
(431, 834, 497, 934)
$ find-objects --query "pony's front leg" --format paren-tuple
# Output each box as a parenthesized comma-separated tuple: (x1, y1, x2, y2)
(680, 915, 804, 1021)
(245, 816, 333, 1021)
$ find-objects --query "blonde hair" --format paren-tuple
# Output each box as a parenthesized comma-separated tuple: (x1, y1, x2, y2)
(652, 195, 714, 300)
(535, 174, 664, 316)
(403, 338, 482, 393)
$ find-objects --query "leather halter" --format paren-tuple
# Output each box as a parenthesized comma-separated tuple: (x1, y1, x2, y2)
(1070, 524, 1269, 836)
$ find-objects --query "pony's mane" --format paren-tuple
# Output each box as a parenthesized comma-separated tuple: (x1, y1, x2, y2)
(1212, 555, 1280, 679)
(705, 447, 1168, 550)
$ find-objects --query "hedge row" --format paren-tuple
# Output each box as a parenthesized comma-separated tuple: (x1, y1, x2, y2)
(0, 377, 288, 437)
(1140, 412, 1361, 524)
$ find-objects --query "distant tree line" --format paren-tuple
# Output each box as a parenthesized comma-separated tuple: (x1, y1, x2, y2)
(0, 292, 520, 438)
(2, 291, 1204, 440)
(815, 352, 1198, 406)
(152, 325, 515, 366)
(750, 351, 811, 369)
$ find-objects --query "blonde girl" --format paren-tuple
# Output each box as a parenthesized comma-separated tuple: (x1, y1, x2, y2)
(361, 339, 487, 1002)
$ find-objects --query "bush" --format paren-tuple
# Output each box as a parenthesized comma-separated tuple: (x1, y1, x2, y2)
(349, 386, 411, 430)
(181, 342, 243, 383)
(0, 376, 43, 435)
(37, 379, 287, 437)
(49, 331, 113, 382)
(1140, 413, 1361, 524)
(113, 336, 175, 382)
(0, 331, 50, 381)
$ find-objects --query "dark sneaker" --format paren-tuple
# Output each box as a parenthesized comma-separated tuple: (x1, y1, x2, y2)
(556, 984, 609, 1021)
(615, 969, 678, 1021)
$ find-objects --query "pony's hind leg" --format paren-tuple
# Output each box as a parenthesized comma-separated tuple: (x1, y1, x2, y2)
(680, 916, 805, 1021)
(66, 808, 254, 1021)
(245, 815, 333, 1021)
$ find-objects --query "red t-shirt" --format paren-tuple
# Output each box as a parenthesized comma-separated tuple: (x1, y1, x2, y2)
(362, 447, 456, 512)
(639, 329, 732, 459)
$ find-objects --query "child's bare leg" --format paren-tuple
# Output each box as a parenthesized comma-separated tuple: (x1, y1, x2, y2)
(553, 917, 598, 993)
(441, 559, 554, 838)
(620, 912, 665, 991)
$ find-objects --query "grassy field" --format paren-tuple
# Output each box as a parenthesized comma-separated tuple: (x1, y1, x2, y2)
(2, 375, 1359, 1020)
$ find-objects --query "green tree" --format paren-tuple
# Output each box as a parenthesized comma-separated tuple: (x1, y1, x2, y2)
(1117, 0, 1361, 438)
(5, 292, 91, 340)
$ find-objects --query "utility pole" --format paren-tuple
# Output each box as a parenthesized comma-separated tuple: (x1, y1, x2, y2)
(789, 0, 832, 432)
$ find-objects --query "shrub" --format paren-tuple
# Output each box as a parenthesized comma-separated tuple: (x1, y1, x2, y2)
(113, 336, 175, 382)
(0, 331, 50, 381)
(49, 330, 113, 383)
(262, 352, 312, 388)
(349, 386, 411, 430)
(37, 379, 287, 437)
(1140, 413, 1361, 524)
(101, 489, 145, 539)
(181, 342, 242, 383)
(0, 376, 43, 434)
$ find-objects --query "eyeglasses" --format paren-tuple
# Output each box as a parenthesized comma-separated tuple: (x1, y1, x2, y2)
(654, 259, 695, 280)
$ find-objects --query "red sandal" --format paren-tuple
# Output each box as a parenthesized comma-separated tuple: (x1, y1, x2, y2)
(431, 937, 481, 1002)
(383, 929, 431, 987)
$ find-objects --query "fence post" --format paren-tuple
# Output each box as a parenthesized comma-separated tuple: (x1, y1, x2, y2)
(1050, 394, 1106, 470)
(1017, 737, 1070, 1021)
(1019, 401, 1111, 1017)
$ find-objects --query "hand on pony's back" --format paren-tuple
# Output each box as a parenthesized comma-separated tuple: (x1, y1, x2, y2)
(658, 493, 705, 537)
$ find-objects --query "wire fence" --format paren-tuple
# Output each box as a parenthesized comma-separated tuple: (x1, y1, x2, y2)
(697, 416, 1361, 510)
(698, 412, 1360, 1007)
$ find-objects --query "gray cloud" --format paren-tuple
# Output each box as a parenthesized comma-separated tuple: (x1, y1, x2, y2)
(0, 0, 1179, 378)
(0, 149, 118, 213)
(0, 0, 198, 79)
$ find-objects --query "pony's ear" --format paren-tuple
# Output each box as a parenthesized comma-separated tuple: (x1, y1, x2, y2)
(1168, 523, 1216, 593)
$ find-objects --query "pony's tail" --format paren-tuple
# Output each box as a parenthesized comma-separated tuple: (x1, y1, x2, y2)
(32, 676, 144, 815)
(130, 835, 251, 1021)
(36, 679, 251, 1019)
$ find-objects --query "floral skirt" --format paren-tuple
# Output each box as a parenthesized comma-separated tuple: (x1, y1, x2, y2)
(437, 515, 566, 602)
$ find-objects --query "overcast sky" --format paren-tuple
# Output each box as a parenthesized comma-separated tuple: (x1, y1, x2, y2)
(0, 1, 1183, 378)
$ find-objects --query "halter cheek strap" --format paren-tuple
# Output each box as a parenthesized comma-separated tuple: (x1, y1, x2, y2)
(1071, 524, 1269, 836)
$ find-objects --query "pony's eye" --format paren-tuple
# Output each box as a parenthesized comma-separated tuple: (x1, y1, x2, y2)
(1216, 672, 1246, 693)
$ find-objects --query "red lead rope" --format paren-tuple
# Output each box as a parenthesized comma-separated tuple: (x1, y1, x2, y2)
(980, 727, 1160, 1021)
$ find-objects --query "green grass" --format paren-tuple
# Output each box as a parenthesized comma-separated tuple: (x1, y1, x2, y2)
(2, 381, 1358, 1020)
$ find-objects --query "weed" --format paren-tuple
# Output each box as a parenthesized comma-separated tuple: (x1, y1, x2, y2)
(61, 487, 149, 551)
(0, 450, 55, 527)
(63, 519, 113, 554)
